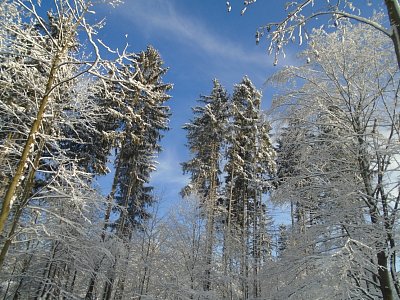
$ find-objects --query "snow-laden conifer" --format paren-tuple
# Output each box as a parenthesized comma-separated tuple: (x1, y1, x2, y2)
(182, 79, 229, 295)
(224, 76, 275, 299)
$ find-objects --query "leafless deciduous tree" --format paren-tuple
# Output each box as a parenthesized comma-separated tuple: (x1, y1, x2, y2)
(232, 0, 400, 68)
(268, 22, 400, 299)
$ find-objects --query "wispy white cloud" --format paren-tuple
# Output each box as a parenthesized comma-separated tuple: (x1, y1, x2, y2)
(148, 146, 190, 213)
(151, 148, 189, 187)
(117, 0, 268, 66)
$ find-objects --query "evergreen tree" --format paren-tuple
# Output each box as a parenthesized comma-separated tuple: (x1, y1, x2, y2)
(100, 46, 172, 300)
(225, 76, 272, 229)
(182, 79, 230, 294)
(224, 76, 275, 299)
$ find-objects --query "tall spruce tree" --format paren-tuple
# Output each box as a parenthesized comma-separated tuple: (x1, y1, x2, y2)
(100, 46, 172, 300)
(182, 79, 229, 294)
(224, 76, 275, 299)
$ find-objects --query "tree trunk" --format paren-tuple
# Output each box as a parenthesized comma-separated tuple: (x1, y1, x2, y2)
(102, 180, 133, 300)
(3, 257, 19, 300)
(252, 192, 262, 299)
(114, 275, 126, 300)
(389, 235, 400, 297)
(85, 162, 121, 299)
(0, 53, 62, 235)
(203, 207, 214, 292)
(385, 0, 400, 68)
(0, 137, 44, 270)
(114, 243, 131, 300)
(377, 251, 395, 300)
(85, 263, 101, 300)
(12, 252, 34, 299)
(223, 148, 236, 300)
(34, 241, 60, 300)
(203, 151, 217, 292)
(138, 231, 153, 300)
(102, 275, 114, 300)
(68, 270, 77, 299)
(241, 190, 249, 299)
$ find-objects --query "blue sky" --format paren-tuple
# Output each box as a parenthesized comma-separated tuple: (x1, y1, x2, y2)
(95, 0, 290, 211)
(94, 0, 381, 217)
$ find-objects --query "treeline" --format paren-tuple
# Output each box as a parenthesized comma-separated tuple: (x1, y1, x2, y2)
(1, 0, 400, 300)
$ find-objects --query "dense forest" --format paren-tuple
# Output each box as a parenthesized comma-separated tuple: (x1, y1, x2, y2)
(1, 0, 400, 299)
